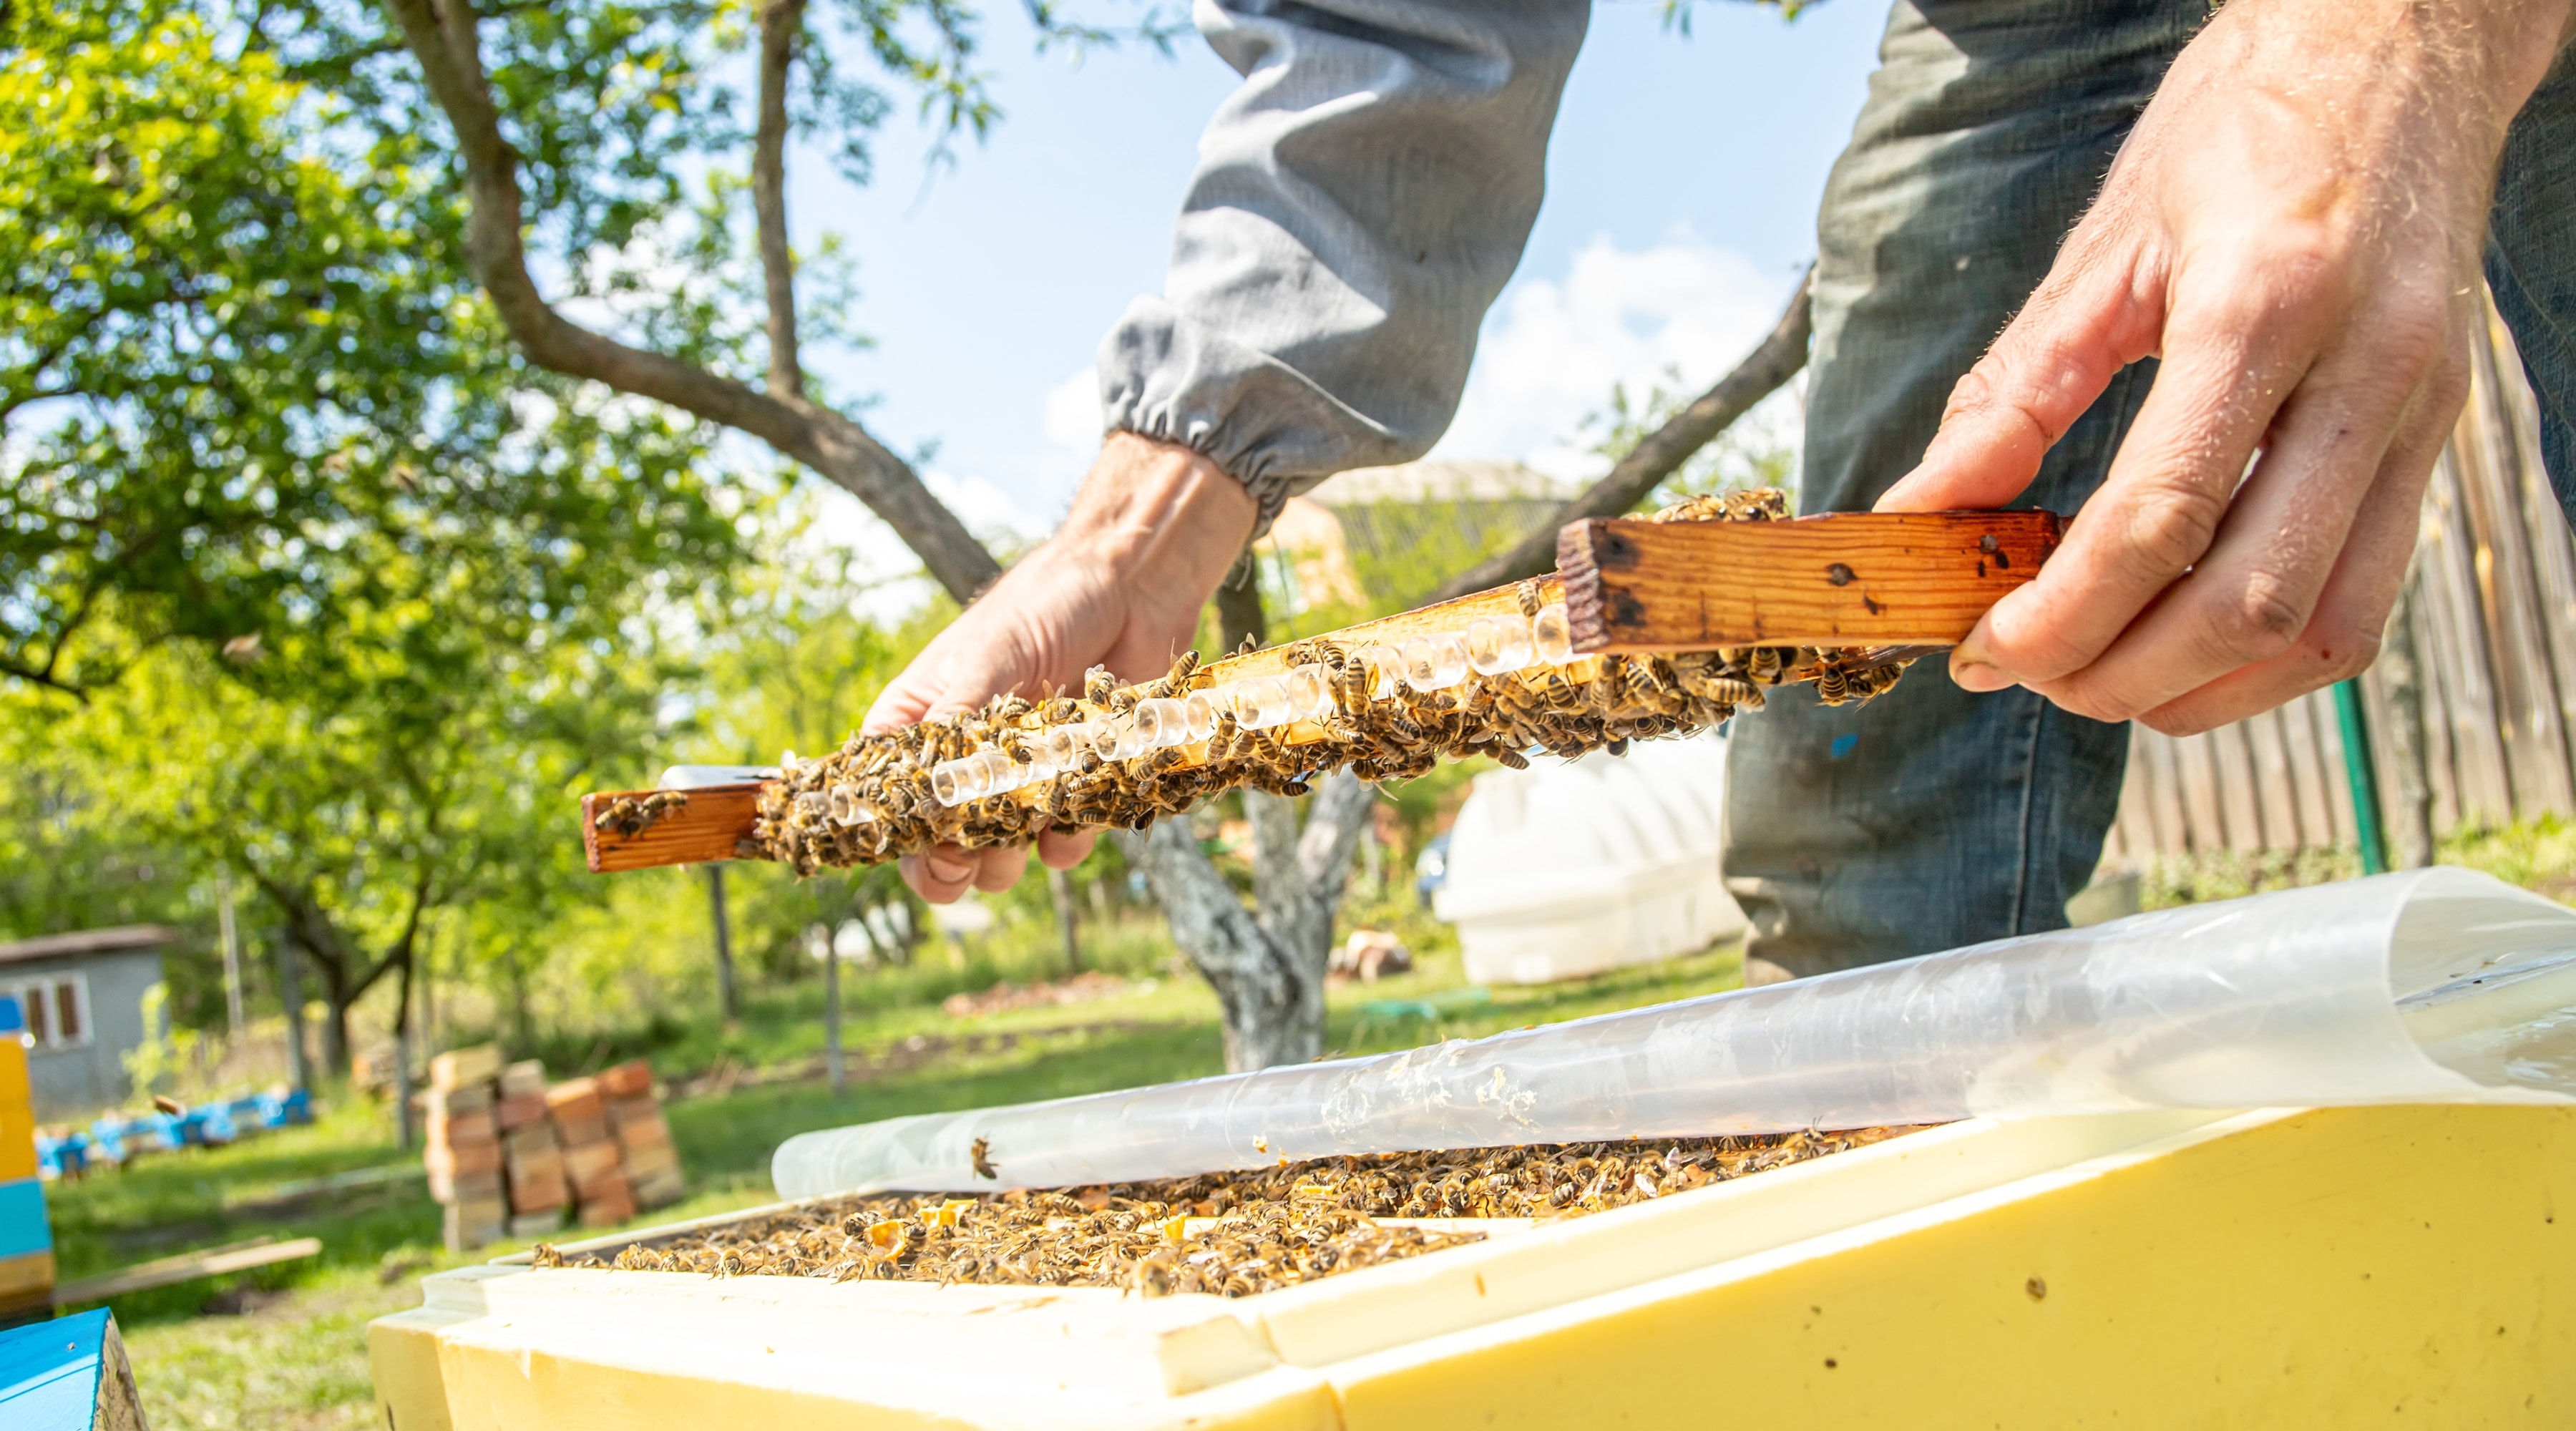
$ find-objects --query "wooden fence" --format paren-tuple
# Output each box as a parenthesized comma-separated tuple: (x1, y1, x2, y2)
(2104, 297, 2572, 867)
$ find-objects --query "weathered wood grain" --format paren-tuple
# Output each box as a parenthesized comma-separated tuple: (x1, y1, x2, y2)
(1555, 510, 2062, 653)
(583, 784, 765, 874)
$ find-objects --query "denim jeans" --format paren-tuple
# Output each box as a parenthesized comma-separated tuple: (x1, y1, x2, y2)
(1723, 0, 2576, 975)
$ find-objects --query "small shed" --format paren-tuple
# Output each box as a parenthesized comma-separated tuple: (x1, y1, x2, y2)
(0, 927, 172, 1120)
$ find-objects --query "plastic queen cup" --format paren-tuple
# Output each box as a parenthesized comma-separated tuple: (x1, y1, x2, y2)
(1132, 698, 1192, 749)
(1228, 675, 1297, 730)
(1282, 666, 1337, 723)
(1532, 605, 1576, 664)
(1400, 633, 1472, 691)
(1181, 690, 1221, 743)
(1094, 716, 1148, 763)
(1465, 615, 1537, 675)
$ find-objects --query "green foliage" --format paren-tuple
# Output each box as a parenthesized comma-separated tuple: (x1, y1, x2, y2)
(1, 0, 472, 693)
(1581, 363, 1803, 514)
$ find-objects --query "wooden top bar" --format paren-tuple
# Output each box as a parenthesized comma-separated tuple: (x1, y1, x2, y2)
(1556, 509, 2061, 653)
(582, 511, 2060, 873)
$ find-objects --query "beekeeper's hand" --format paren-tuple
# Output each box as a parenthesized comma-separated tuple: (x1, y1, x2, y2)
(1876, 0, 2575, 736)
(864, 432, 1254, 904)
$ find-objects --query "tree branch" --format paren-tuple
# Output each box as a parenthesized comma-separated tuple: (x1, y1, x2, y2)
(1426, 268, 1814, 604)
(379, 0, 1002, 602)
(753, 0, 806, 402)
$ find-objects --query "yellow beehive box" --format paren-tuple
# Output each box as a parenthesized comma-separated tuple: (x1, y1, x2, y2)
(371, 1104, 2576, 1430)
(0, 1029, 31, 1185)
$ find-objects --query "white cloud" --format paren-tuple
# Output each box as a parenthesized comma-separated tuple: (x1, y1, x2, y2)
(1043, 365, 1105, 462)
(1433, 230, 1792, 481)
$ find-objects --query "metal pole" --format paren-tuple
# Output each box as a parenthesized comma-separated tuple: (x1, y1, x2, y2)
(821, 926, 844, 1097)
(1048, 867, 1081, 977)
(217, 868, 246, 1040)
(708, 864, 738, 1020)
(2331, 678, 2389, 876)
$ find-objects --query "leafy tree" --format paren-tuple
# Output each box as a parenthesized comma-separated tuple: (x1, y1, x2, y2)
(21, 378, 740, 1069)
(347, 0, 1174, 602)
(1, 0, 477, 694)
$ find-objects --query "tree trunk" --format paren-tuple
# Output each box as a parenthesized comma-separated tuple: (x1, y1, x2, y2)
(1119, 771, 1375, 1070)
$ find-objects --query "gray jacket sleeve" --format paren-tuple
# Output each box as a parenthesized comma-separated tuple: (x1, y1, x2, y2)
(1098, 0, 1589, 532)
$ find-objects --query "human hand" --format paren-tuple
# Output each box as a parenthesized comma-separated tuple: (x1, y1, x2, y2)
(864, 431, 1256, 902)
(1877, 0, 2576, 735)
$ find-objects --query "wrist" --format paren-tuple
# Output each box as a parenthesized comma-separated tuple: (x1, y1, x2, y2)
(1050, 431, 1256, 620)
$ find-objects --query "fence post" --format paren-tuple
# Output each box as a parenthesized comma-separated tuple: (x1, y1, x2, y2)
(2332, 680, 2389, 876)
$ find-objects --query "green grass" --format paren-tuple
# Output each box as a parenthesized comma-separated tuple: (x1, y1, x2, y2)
(57, 922, 1742, 1427)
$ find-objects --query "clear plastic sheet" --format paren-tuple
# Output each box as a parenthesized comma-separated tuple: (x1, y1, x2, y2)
(773, 867, 2576, 1197)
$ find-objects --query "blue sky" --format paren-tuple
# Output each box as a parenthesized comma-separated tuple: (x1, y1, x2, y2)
(791, 0, 1889, 544)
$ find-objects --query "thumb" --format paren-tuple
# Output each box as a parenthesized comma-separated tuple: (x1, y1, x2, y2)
(1876, 230, 2163, 512)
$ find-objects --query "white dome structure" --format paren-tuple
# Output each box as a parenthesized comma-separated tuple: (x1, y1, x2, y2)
(1432, 733, 1746, 985)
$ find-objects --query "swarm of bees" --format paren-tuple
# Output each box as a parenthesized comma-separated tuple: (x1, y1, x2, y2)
(752, 489, 1913, 874)
(592, 790, 689, 839)
(532, 1127, 1913, 1298)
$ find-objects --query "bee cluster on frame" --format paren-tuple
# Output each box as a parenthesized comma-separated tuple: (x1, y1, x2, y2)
(751, 489, 1914, 876)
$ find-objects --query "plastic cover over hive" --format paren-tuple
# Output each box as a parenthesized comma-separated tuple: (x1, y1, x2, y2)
(1434, 732, 1745, 984)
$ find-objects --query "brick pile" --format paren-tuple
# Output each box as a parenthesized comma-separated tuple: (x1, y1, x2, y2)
(545, 1075, 633, 1228)
(496, 1060, 568, 1239)
(600, 1060, 686, 1211)
(426, 1048, 687, 1246)
(424, 1045, 505, 1251)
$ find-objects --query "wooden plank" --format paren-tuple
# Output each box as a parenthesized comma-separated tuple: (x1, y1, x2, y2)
(2304, 690, 2360, 845)
(2487, 302, 2576, 781)
(584, 784, 766, 874)
(2406, 562, 2464, 834)
(2239, 709, 2301, 852)
(51, 1235, 322, 1307)
(2141, 727, 2192, 856)
(1555, 510, 2062, 653)
(2446, 359, 2576, 820)
(2173, 731, 2227, 855)
(2109, 729, 2162, 865)
(2419, 451, 2515, 828)
(2274, 693, 2338, 851)
(2207, 722, 2267, 854)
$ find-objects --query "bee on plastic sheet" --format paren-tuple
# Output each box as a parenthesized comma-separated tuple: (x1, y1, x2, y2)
(971, 1136, 1000, 1181)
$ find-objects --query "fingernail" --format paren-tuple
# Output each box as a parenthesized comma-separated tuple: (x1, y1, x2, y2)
(1950, 658, 2016, 693)
(926, 853, 972, 883)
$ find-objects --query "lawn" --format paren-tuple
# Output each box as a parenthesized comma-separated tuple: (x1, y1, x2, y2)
(54, 930, 1745, 1429)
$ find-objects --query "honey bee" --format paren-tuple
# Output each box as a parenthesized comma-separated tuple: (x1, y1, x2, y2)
(594, 789, 689, 838)
(971, 1136, 1000, 1181)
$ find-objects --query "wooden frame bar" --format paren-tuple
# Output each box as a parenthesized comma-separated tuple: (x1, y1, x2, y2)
(1556, 509, 2062, 653)
(583, 511, 2062, 874)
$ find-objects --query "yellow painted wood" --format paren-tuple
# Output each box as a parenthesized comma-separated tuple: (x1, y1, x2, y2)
(369, 1309, 462, 1431)
(372, 1106, 2576, 1429)
(1328, 1105, 2576, 1428)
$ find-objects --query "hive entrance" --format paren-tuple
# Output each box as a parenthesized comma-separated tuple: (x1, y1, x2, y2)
(533, 1128, 1916, 1298)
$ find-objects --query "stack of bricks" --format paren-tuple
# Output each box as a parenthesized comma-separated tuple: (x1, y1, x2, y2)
(543, 1076, 633, 1228)
(0, 992, 52, 1327)
(600, 1060, 686, 1211)
(494, 1060, 567, 1240)
(424, 1044, 506, 1252)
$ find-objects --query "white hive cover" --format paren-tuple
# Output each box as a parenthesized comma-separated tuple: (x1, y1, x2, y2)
(1433, 732, 1745, 985)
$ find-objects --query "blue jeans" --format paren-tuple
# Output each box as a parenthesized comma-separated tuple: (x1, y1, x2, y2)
(1723, 0, 2576, 975)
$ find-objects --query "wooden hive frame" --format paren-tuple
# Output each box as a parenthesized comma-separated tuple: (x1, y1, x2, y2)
(578, 508, 2064, 873)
